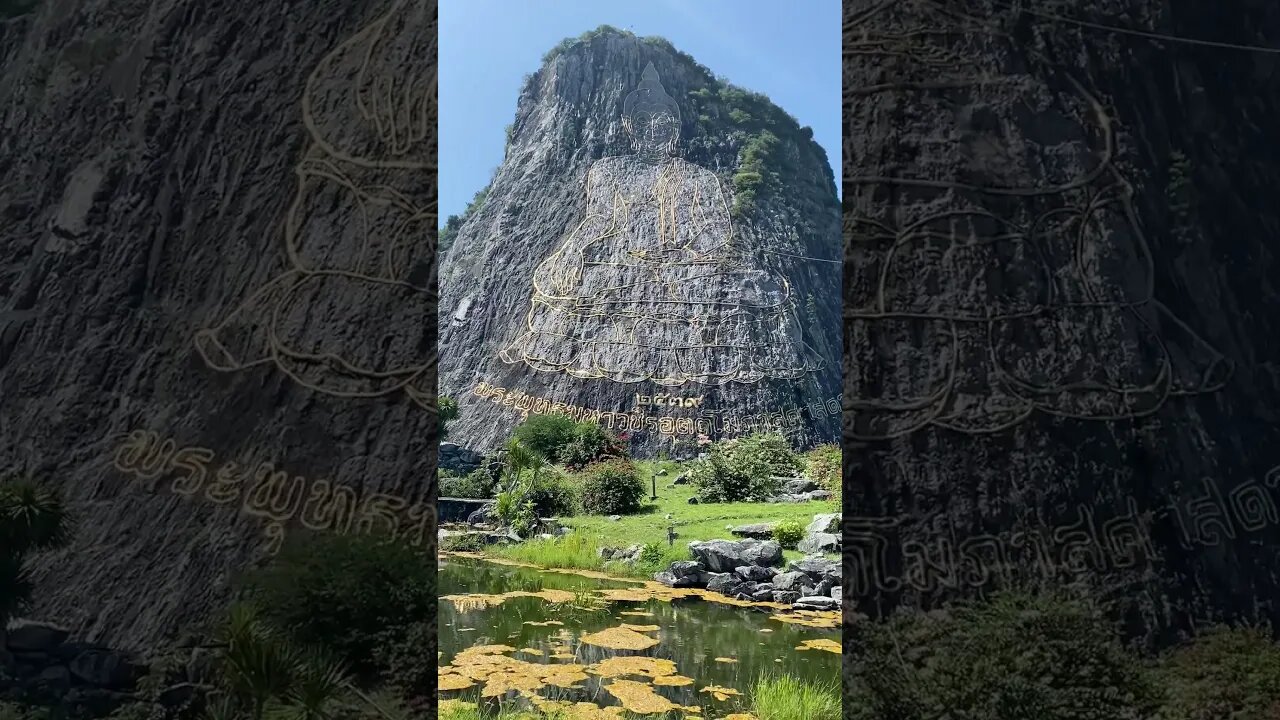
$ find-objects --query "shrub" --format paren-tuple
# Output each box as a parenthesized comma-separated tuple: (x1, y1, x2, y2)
(579, 459, 645, 515)
(439, 533, 485, 552)
(438, 396, 459, 439)
(560, 422, 626, 469)
(513, 414, 578, 462)
(524, 469, 578, 517)
(689, 433, 802, 503)
(804, 443, 841, 498)
(439, 468, 497, 499)
(733, 433, 805, 477)
(239, 532, 435, 681)
(772, 520, 804, 549)
(1156, 625, 1280, 719)
(846, 590, 1162, 720)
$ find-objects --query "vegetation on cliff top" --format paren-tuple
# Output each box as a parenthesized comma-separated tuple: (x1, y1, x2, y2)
(439, 24, 835, 252)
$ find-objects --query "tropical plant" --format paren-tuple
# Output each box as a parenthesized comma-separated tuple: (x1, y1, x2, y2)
(239, 533, 435, 682)
(494, 488, 538, 538)
(219, 604, 299, 720)
(578, 459, 645, 515)
(0, 479, 68, 646)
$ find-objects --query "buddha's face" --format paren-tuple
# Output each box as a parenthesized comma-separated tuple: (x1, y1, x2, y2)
(628, 110, 679, 156)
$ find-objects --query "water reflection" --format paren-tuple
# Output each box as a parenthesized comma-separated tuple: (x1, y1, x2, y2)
(438, 556, 839, 715)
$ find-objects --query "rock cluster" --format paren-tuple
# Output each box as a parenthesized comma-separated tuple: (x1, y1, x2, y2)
(439, 442, 485, 474)
(1, 620, 211, 718)
(653, 539, 841, 610)
(797, 513, 841, 553)
(599, 545, 644, 563)
(766, 478, 834, 503)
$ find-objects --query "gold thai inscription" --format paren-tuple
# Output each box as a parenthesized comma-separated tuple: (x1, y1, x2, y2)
(112, 430, 434, 555)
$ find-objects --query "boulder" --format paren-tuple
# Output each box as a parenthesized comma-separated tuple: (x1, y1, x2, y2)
(793, 596, 840, 611)
(734, 565, 776, 582)
(772, 590, 802, 604)
(788, 556, 839, 581)
(771, 571, 808, 591)
(798, 532, 840, 554)
(69, 649, 138, 690)
(783, 478, 819, 494)
(6, 620, 69, 652)
(669, 560, 705, 579)
(806, 513, 841, 535)
(687, 497, 699, 504)
(599, 545, 643, 562)
(35, 664, 71, 691)
(439, 442, 484, 474)
(730, 523, 777, 539)
(466, 501, 496, 526)
(672, 473, 691, 485)
(804, 490, 833, 501)
(688, 539, 782, 572)
(815, 577, 837, 596)
(741, 539, 784, 567)
(705, 573, 738, 595)
(653, 571, 702, 588)
(750, 589, 774, 602)
(831, 585, 841, 601)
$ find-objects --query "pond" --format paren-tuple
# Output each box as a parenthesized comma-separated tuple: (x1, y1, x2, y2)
(438, 554, 841, 718)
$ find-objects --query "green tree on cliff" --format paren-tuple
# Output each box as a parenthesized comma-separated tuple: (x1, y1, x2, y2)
(438, 396, 459, 440)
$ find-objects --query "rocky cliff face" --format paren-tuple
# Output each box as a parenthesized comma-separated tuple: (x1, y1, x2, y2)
(0, 0, 438, 650)
(438, 29, 842, 456)
(845, 0, 1280, 639)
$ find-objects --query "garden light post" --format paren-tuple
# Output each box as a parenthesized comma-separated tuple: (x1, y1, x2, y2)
(651, 471, 658, 501)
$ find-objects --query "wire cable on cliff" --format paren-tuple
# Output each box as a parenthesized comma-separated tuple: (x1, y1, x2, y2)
(987, 0, 1280, 54)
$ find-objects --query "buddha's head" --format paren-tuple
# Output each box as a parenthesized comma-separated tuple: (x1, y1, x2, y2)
(623, 62, 681, 160)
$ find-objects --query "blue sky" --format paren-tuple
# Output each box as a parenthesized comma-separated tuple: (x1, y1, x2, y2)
(438, 0, 841, 226)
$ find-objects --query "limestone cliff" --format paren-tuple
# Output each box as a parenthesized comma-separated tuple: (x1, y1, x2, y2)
(438, 28, 842, 456)
(0, 0, 438, 649)
(845, 0, 1280, 640)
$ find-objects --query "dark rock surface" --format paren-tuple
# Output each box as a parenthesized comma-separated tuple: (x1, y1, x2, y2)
(0, 0, 439, 649)
(844, 0, 1280, 637)
(438, 30, 841, 455)
(729, 522, 776, 539)
(689, 538, 782, 572)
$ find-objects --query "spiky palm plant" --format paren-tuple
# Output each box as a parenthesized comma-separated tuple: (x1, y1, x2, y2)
(220, 604, 299, 720)
(0, 479, 68, 652)
(277, 648, 349, 720)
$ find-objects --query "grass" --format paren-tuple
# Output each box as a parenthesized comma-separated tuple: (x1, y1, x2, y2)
(751, 674, 841, 720)
(488, 458, 839, 579)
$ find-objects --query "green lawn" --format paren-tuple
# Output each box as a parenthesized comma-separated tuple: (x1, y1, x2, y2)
(487, 458, 840, 579)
